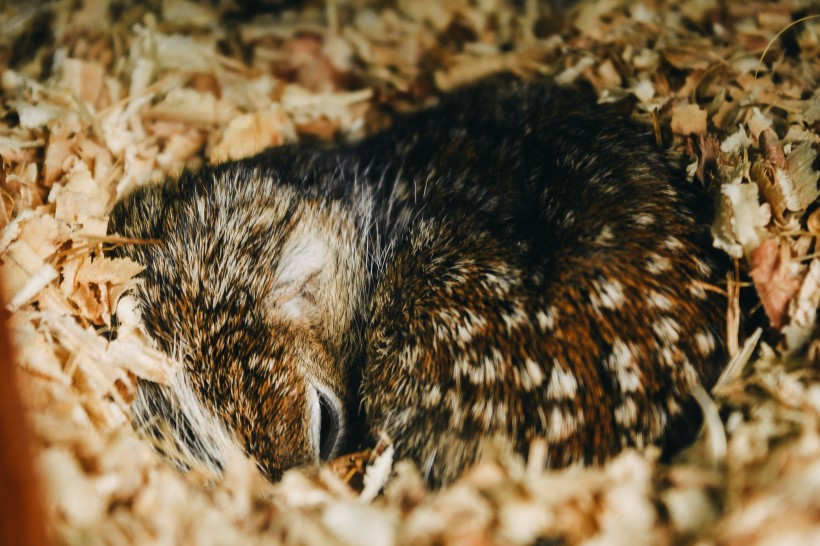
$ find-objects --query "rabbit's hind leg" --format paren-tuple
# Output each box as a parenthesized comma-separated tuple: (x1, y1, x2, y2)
(361, 218, 552, 486)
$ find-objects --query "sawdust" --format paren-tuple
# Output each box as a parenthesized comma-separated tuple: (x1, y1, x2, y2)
(0, 0, 818, 544)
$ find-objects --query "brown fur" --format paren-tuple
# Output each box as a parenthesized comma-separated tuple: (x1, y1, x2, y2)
(109, 77, 726, 486)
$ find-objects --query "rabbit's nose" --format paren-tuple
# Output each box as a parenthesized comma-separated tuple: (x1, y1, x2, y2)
(307, 383, 345, 461)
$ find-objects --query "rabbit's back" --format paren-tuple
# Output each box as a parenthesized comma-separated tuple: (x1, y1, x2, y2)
(359, 79, 726, 485)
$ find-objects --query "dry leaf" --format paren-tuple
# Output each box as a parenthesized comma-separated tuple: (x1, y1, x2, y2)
(671, 103, 707, 135)
(785, 141, 820, 211)
(780, 259, 820, 354)
(749, 239, 801, 329)
(692, 133, 721, 184)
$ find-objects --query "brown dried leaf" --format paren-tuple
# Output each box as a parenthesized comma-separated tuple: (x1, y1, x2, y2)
(671, 103, 707, 135)
(750, 158, 786, 220)
(780, 259, 820, 354)
(693, 133, 721, 185)
(760, 129, 787, 170)
(785, 141, 820, 211)
(749, 239, 801, 329)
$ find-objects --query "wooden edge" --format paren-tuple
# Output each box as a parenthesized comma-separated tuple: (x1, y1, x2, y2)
(0, 284, 51, 546)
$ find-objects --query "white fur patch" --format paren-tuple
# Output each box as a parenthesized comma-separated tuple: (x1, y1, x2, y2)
(459, 349, 506, 385)
(275, 232, 329, 287)
(664, 236, 683, 250)
(456, 310, 487, 345)
(666, 394, 683, 416)
(501, 306, 528, 331)
(547, 361, 578, 400)
(606, 340, 642, 393)
(649, 408, 668, 437)
(536, 306, 558, 331)
(596, 224, 615, 245)
(470, 397, 500, 429)
(689, 282, 707, 299)
(599, 279, 626, 309)
(646, 253, 672, 274)
(272, 231, 329, 322)
(516, 358, 546, 391)
(422, 384, 443, 408)
(590, 278, 626, 313)
(134, 365, 241, 477)
(607, 339, 635, 370)
(659, 346, 678, 367)
(446, 390, 464, 426)
(647, 291, 674, 310)
(680, 359, 700, 386)
(548, 406, 579, 442)
(652, 317, 681, 344)
(694, 330, 717, 355)
(694, 257, 712, 276)
(615, 398, 639, 427)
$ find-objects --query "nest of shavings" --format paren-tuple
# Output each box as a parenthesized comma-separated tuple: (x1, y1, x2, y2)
(1, 0, 819, 544)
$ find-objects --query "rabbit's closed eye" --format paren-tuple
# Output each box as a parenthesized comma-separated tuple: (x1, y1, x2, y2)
(308, 383, 345, 461)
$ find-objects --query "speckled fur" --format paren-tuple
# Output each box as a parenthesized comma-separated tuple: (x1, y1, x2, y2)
(109, 77, 726, 486)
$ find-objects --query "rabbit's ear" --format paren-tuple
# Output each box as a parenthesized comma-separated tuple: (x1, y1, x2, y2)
(274, 230, 329, 287)
(270, 230, 329, 322)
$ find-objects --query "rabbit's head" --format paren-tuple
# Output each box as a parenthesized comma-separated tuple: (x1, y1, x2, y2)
(109, 167, 367, 480)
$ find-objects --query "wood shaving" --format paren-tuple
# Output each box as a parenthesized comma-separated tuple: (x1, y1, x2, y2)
(0, 0, 818, 544)
(671, 103, 708, 135)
